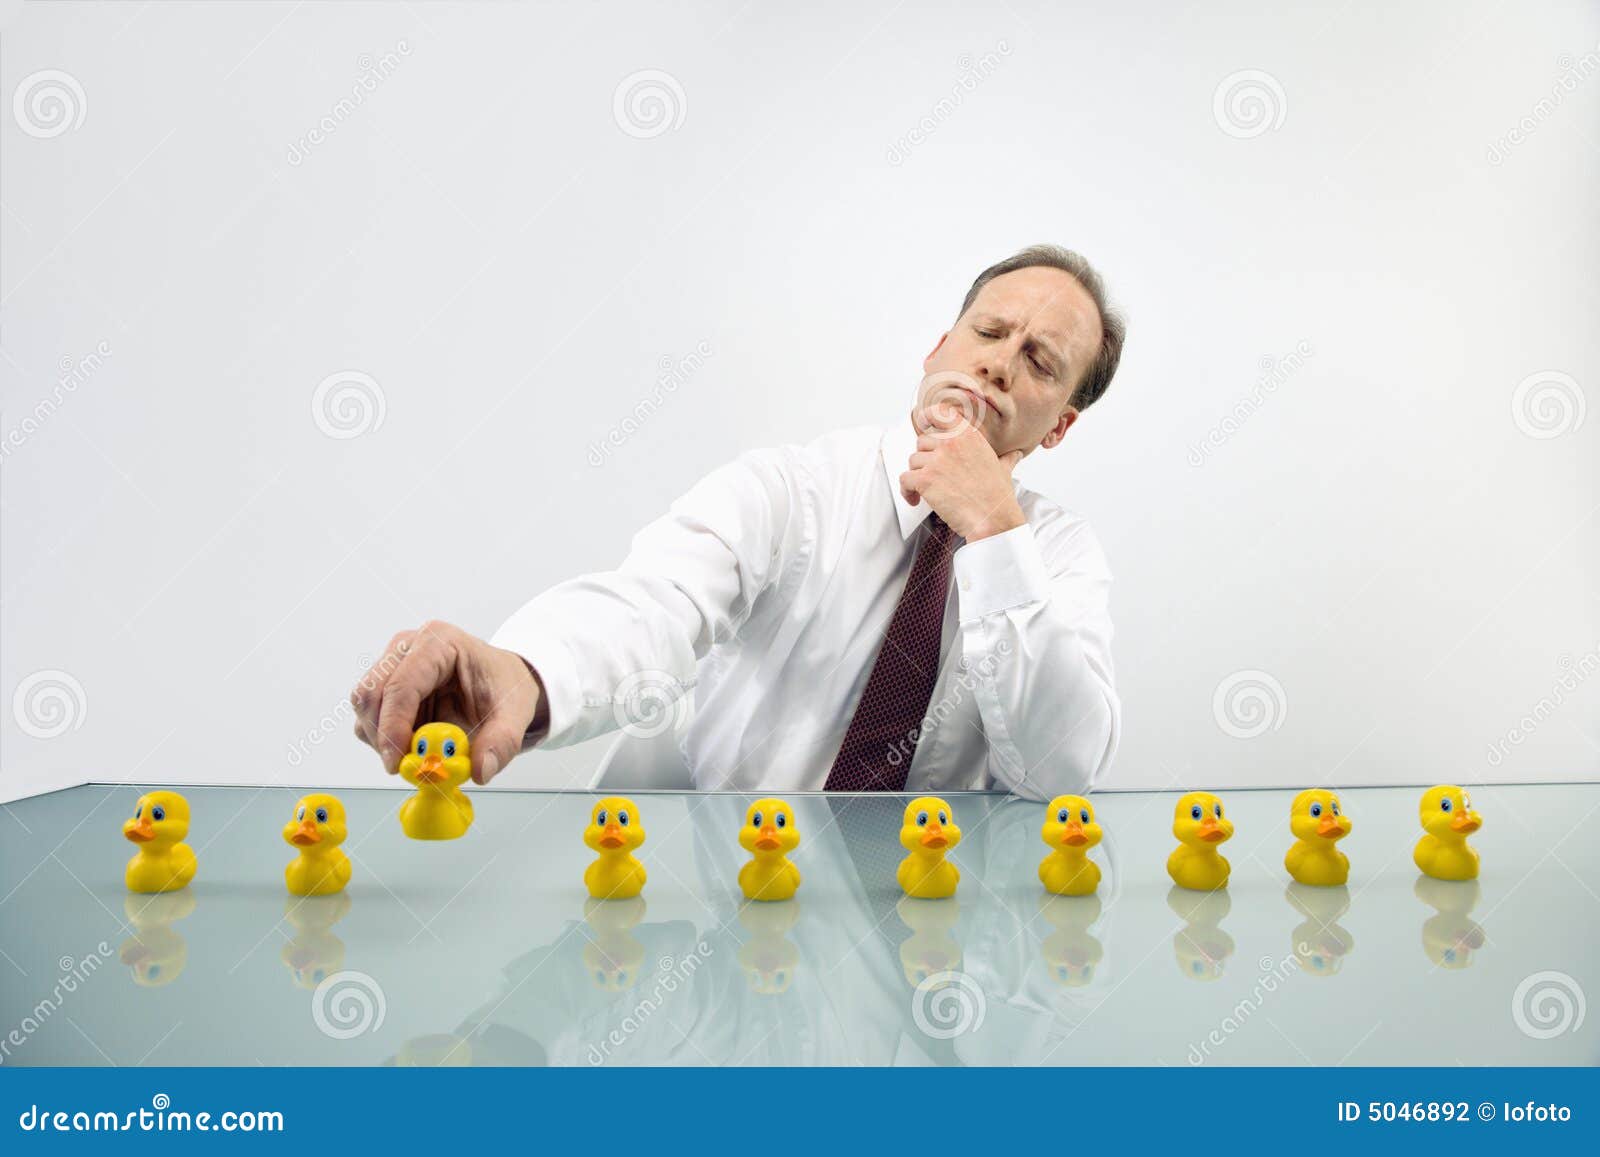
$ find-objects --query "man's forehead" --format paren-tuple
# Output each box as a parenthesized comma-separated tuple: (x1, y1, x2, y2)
(971, 266, 1100, 344)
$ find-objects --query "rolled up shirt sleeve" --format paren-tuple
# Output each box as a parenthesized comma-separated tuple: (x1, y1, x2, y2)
(491, 448, 803, 749)
(952, 512, 1120, 801)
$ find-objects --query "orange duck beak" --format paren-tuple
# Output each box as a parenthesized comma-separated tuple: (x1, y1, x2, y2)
(1061, 820, 1089, 847)
(289, 819, 321, 846)
(124, 817, 155, 843)
(415, 754, 445, 783)
(1317, 815, 1343, 838)
(1451, 813, 1480, 834)
(1198, 818, 1226, 842)
(920, 823, 948, 849)
(598, 823, 625, 849)
(754, 824, 781, 851)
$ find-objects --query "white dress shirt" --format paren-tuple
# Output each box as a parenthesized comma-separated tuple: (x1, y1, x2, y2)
(491, 419, 1120, 799)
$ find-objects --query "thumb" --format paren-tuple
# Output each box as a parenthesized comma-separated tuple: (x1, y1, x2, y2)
(470, 719, 524, 785)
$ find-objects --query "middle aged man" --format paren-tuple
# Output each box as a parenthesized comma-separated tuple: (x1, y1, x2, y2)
(352, 243, 1126, 801)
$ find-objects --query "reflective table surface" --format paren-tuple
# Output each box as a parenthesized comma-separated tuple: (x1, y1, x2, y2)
(2, 784, 1596, 1066)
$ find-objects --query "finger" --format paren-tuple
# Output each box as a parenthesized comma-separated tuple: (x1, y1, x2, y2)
(375, 629, 457, 774)
(350, 631, 415, 754)
(906, 449, 934, 469)
(899, 470, 922, 505)
(917, 434, 940, 452)
(469, 717, 525, 785)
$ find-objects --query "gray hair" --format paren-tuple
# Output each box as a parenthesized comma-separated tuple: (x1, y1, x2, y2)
(957, 244, 1125, 411)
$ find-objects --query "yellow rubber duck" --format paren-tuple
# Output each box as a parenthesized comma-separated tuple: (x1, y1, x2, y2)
(738, 797, 801, 901)
(896, 796, 961, 898)
(1039, 794, 1102, 895)
(123, 791, 197, 893)
(1166, 791, 1233, 891)
(1413, 785, 1481, 880)
(283, 793, 352, 896)
(1284, 788, 1352, 886)
(397, 722, 474, 840)
(583, 797, 647, 899)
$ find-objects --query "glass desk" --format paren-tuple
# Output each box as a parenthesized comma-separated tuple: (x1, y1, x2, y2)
(2, 784, 1595, 1066)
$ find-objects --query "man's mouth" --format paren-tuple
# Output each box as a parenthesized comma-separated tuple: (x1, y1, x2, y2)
(954, 387, 993, 421)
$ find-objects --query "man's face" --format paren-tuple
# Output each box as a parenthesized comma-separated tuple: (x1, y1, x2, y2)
(916, 265, 1104, 457)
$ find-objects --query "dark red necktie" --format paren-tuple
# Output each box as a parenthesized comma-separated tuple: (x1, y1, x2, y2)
(825, 514, 958, 791)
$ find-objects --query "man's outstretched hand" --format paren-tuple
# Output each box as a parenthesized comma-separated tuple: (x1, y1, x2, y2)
(350, 621, 547, 785)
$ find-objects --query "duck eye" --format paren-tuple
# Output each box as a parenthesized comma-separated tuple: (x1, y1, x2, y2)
(1462, 795, 1472, 810)
(1440, 797, 1452, 812)
(776, 813, 787, 828)
(416, 737, 428, 755)
(916, 810, 929, 826)
(619, 811, 629, 825)
(1190, 804, 1202, 820)
(1332, 803, 1340, 816)
(134, 805, 142, 819)
(938, 811, 948, 824)
(297, 806, 305, 820)
(443, 738, 456, 757)
(316, 807, 328, 823)
(1214, 803, 1223, 818)
(1056, 808, 1069, 823)
(1080, 808, 1090, 823)
(151, 806, 166, 821)
(596, 809, 607, 826)
(1310, 802, 1322, 817)
(751, 811, 763, 827)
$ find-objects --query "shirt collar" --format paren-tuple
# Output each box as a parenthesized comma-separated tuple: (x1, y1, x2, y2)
(880, 417, 933, 541)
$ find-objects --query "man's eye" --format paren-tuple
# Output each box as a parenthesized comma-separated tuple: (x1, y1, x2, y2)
(975, 327, 999, 338)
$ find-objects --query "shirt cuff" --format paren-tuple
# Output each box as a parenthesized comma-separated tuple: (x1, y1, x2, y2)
(954, 523, 1051, 622)
(488, 622, 582, 748)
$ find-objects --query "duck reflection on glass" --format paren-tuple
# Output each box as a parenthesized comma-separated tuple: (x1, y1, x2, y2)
(119, 892, 194, 987)
(1167, 886, 1234, 981)
(581, 895, 648, 992)
(736, 898, 802, 994)
(1284, 883, 1355, 977)
(1414, 876, 1486, 969)
(895, 895, 963, 989)
(280, 893, 353, 990)
(1036, 893, 1104, 987)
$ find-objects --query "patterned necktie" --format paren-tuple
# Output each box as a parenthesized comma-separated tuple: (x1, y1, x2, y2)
(826, 514, 958, 791)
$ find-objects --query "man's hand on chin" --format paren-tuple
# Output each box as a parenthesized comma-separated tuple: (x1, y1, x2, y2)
(899, 406, 1028, 542)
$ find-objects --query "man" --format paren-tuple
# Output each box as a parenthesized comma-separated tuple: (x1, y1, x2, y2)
(351, 244, 1125, 800)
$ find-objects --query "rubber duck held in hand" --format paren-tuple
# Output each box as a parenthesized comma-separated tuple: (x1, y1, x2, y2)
(397, 723, 474, 841)
(1039, 794, 1102, 895)
(1166, 792, 1233, 892)
(1284, 788, 1352, 886)
(1413, 785, 1481, 881)
(123, 791, 197, 893)
(738, 798, 801, 902)
(283, 794, 352, 896)
(584, 797, 647, 899)
(896, 796, 961, 898)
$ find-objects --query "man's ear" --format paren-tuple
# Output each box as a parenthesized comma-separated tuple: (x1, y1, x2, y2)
(922, 332, 949, 371)
(1038, 407, 1079, 450)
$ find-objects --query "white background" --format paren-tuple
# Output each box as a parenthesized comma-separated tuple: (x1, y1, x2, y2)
(2, 0, 1596, 804)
